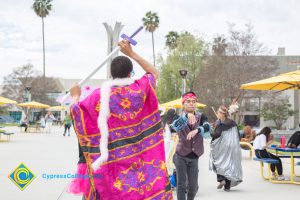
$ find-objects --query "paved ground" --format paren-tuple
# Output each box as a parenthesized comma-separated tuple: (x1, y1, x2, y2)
(0, 126, 299, 200)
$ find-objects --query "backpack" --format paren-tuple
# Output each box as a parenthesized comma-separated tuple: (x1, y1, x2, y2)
(169, 170, 177, 188)
(287, 131, 300, 148)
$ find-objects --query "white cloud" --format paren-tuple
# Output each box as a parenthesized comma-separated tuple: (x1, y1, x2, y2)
(1, 0, 300, 83)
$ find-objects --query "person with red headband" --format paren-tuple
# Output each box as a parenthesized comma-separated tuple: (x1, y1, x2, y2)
(171, 91, 211, 200)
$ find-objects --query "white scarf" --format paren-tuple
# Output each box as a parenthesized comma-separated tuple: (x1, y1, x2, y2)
(92, 78, 135, 171)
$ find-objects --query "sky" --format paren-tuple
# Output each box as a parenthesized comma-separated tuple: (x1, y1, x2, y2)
(0, 0, 300, 83)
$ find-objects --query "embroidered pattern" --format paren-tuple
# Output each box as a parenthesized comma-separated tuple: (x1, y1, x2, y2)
(108, 128, 163, 162)
(95, 102, 100, 112)
(71, 105, 85, 137)
(113, 159, 167, 194)
(110, 87, 146, 121)
(109, 112, 160, 142)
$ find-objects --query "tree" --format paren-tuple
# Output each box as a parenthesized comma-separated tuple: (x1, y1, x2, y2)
(212, 36, 227, 56)
(32, 0, 53, 90)
(2, 63, 37, 103)
(157, 32, 207, 103)
(1, 63, 60, 106)
(165, 31, 179, 50)
(142, 11, 159, 67)
(195, 24, 278, 121)
(261, 95, 297, 129)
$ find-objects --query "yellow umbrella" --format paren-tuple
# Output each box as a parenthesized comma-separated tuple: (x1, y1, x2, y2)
(241, 70, 300, 91)
(0, 96, 17, 105)
(47, 106, 66, 111)
(18, 101, 50, 109)
(160, 98, 206, 109)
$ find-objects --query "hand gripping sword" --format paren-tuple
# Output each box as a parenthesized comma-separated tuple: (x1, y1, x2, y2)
(61, 26, 143, 103)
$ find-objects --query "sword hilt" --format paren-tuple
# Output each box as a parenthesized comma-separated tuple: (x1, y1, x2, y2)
(120, 26, 143, 46)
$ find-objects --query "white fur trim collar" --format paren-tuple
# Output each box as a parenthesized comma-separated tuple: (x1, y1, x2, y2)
(92, 78, 134, 170)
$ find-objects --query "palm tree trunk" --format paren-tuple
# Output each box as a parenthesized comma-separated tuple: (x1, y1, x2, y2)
(42, 17, 46, 91)
(151, 32, 156, 67)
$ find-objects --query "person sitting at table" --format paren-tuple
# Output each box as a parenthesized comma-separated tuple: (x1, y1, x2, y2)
(240, 125, 256, 144)
(20, 117, 28, 132)
(287, 131, 300, 148)
(253, 127, 285, 180)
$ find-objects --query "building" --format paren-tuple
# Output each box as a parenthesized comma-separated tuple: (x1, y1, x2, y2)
(241, 47, 300, 129)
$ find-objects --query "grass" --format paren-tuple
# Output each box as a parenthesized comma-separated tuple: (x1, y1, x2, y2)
(0, 123, 19, 127)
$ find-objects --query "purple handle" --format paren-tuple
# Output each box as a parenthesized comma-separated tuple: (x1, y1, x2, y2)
(121, 26, 143, 46)
(130, 26, 143, 38)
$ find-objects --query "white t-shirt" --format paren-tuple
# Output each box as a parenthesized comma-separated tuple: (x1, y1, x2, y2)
(253, 134, 267, 150)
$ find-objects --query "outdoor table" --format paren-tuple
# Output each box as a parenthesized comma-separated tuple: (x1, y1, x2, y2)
(27, 123, 42, 133)
(268, 146, 300, 185)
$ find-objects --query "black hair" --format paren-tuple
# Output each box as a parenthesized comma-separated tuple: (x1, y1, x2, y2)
(257, 127, 271, 141)
(110, 56, 133, 79)
(182, 91, 197, 98)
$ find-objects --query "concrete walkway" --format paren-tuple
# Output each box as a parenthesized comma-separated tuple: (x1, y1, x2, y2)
(0, 126, 299, 200)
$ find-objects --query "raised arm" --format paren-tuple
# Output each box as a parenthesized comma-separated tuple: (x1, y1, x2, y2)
(118, 40, 159, 80)
(70, 82, 81, 104)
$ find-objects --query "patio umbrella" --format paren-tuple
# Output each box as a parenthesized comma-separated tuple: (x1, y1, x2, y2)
(160, 98, 206, 109)
(18, 101, 50, 109)
(0, 96, 17, 105)
(241, 70, 300, 91)
(47, 106, 66, 111)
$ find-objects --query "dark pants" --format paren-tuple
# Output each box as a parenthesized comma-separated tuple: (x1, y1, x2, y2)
(20, 123, 28, 132)
(217, 174, 231, 189)
(255, 149, 283, 175)
(64, 124, 71, 135)
(173, 153, 199, 200)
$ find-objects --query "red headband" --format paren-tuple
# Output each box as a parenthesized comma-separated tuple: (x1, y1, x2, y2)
(182, 93, 197, 104)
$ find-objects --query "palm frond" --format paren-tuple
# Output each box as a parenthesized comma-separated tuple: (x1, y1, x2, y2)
(32, 0, 52, 18)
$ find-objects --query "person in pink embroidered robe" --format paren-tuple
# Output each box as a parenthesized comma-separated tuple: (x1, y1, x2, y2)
(68, 40, 173, 200)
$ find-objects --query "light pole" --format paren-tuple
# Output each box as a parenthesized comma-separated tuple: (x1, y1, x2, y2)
(23, 86, 31, 120)
(24, 86, 31, 102)
(179, 69, 188, 95)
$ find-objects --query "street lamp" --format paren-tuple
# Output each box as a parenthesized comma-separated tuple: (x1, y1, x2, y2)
(179, 69, 188, 95)
(24, 86, 31, 102)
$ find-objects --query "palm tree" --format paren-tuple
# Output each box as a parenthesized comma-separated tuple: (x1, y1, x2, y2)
(212, 36, 227, 56)
(142, 11, 159, 67)
(165, 31, 179, 50)
(32, 0, 52, 89)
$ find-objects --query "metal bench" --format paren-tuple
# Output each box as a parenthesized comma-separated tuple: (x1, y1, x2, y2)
(0, 131, 14, 141)
(253, 157, 290, 184)
(240, 142, 254, 158)
(253, 157, 279, 163)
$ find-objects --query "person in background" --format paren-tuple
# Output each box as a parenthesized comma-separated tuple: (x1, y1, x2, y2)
(240, 125, 256, 144)
(171, 91, 211, 200)
(63, 112, 72, 136)
(209, 105, 243, 192)
(45, 111, 55, 133)
(253, 127, 285, 180)
(20, 117, 28, 132)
